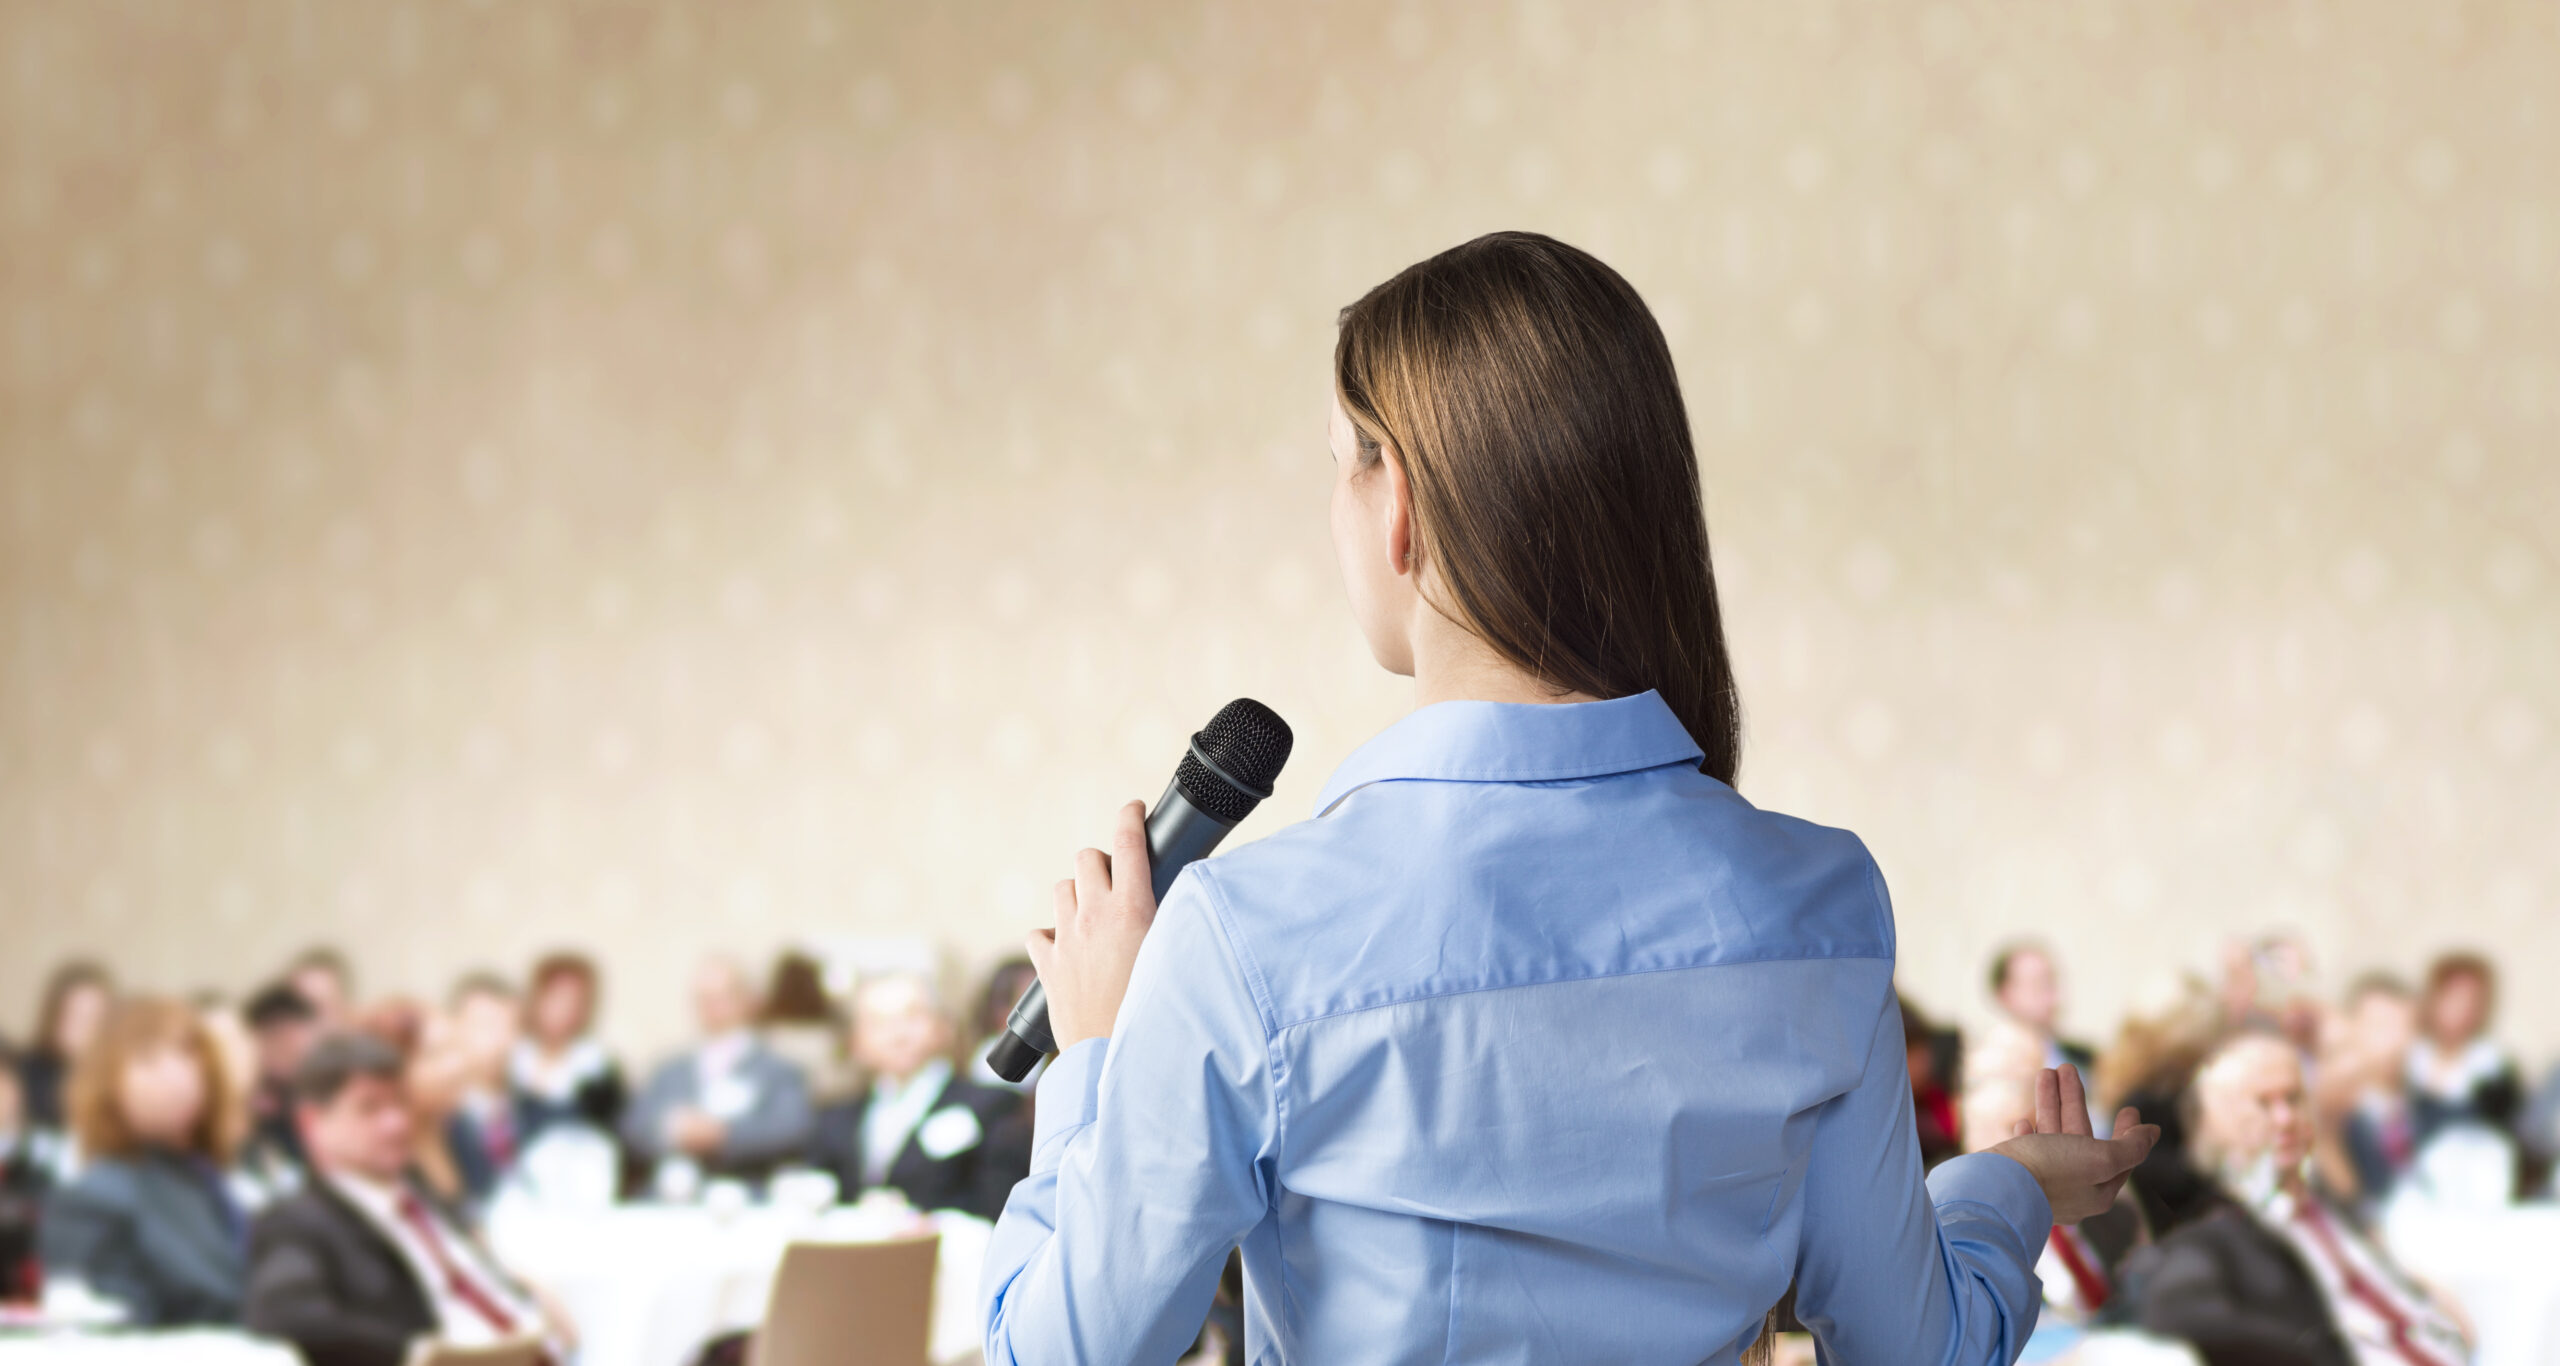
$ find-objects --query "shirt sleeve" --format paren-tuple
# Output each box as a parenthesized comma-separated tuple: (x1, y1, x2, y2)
(981, 869, 1277, 1366)
(1790, 986, 2052, 1366)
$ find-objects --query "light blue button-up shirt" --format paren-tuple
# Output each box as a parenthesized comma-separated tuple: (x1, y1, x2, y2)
(984, 691, 2050, 1365)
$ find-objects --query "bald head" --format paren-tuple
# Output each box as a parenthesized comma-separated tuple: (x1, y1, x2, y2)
(691, 956, 757, 1038)
(2192, 1033, 2309, 1177)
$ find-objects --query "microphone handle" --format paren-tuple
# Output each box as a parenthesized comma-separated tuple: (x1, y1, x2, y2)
(984, 777, 1239, 1083)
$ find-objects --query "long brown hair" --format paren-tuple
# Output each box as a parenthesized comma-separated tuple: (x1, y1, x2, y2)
(1334, 231, 1743, 784)
(67, 997, 239, 1163)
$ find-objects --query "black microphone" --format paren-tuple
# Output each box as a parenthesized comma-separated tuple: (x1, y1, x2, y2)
(985, 698, 1294, 1083)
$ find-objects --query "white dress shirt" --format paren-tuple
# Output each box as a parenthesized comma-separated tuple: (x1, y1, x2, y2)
(860, 1058, 956, 1187)
(326, 1171, 538, 1347)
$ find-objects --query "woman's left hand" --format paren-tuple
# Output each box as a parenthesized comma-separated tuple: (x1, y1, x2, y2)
(1025, 800, 1158, 1052)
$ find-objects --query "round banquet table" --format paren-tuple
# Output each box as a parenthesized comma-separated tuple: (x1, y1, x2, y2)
(0, 1332, 300, 1365)
(486, 1202, 991, 1366)
(2383, 1201, 2560, 1366)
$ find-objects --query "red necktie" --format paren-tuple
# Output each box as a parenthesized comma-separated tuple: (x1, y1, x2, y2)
(2046, 1225, 2110, 1311)
(2295, 1198, 2454, 1366)
(394, 1192, 520, 1336)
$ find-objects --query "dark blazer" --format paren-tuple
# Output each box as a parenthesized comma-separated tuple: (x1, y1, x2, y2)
(807, 1070, 1027, 1220)
(244, 1179, 445, 1366)
(2113, 1203, 2353, 1366)
(0, 1136, 54, 1300)
(38, 1151, 244, 1326)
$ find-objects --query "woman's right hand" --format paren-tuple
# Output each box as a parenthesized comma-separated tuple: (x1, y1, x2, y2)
(1988, 1064, 2160, 1224)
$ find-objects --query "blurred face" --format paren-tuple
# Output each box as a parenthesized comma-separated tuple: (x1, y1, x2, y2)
(405, 1011, 470, 1115)
(451, 989, 519, 1079)
(692, 959, 754, 1037)
(0, 1067, 23, 1134)
(852, 979, 950, 1083)
(2348, 990, 2416, 1077)
(302, 1074, 415, 1182)
(1996, 950, 2060, 1033)
(117, 1041, 209, 1147)
(289, 965, 348, 1025)
(2424, 972, 2489, 1045)
(253, 1017, 318, 1085)
(2196, 1038, 2310, 1175)
(1329, 394, 1418, 678)
(530, 973, 591, 1047)
(56, 982, 112, 1057)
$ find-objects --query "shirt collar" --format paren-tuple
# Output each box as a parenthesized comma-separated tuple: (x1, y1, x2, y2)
(1314, 691, 1705, 818)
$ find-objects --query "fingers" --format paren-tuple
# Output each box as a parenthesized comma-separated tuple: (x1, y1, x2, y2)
(2034, 1068, 2063, 1133)
(1075, 845, 1112, 899)
(2115, 1105, 2142, 1138)
(1051, 878, 1077, 931)
(2059, 1065, 2092, 1137)
(1023, 928, 1056, 978)
(1113, 800, 1151, 895)
(2010, 1119, 2031, 1139)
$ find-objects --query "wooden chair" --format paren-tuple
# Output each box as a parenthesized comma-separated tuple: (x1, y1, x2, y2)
(752, 1232, 942, 1366)
(403, 1339, 548, 1366)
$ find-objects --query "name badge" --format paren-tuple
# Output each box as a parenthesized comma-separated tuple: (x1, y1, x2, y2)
(916, 1106, 984, 1161)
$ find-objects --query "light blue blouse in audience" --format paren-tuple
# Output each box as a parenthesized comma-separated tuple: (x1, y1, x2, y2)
(983, 691, 2051, 1365)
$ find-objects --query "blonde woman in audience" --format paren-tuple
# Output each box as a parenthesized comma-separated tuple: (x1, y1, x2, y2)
(18, 960, 113, 1133)
(37, 997, 246, 1325)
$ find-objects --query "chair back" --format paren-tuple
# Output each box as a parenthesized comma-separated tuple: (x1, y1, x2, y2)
(404, 1339, 547, 1366)
(755, 1232, 941, 1366)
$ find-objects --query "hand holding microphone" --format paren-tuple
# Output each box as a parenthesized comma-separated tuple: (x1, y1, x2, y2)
(986, 698, 1294, 1081)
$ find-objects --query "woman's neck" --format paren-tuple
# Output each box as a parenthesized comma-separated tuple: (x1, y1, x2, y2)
(1407, 600, 1597, 710)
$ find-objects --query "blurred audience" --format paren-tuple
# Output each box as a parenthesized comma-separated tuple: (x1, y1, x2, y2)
(19, 961, 114, 1133)
(761, 950, 853, 1102)
(285, 949, 356, 1031)
(2407, 953, 2520, 1150)
(441, 973, 523, 1210)
(238, 983, 322, 1195)
(2320, 973, 2422, 1212)
(38, 997, 245, 1326)
(806, 974, 1027, 1219)
(1988, 940, 2096, 1073)
(0, 1049, 59, 1302)
(2122, 1032, 2474, 1365)
(509, 952, 623, 1144)
(622, 956, 813, 1188)
(246, 1032, 570, 1366)
(1898, 996, 1961, 1169)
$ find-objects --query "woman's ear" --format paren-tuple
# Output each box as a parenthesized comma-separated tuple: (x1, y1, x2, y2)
(1379, 445, 1415, 579)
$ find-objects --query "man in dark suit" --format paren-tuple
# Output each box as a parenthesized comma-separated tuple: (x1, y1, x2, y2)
(807, 974, 1027, 1219)
(2115, 1033, 2469, 1366)
(245, 1032, 568, 1366)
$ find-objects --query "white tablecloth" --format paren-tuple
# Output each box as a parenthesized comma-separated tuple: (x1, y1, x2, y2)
(488, 1203, 989, 1366)
(2384, 1202, 2560, 1366)
(0, 1332, 300, 1365)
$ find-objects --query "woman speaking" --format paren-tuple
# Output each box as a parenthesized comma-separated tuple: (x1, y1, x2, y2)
(982, 232, 2156, 1365)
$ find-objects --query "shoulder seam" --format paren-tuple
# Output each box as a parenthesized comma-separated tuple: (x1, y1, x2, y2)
(1268, 951, 1897, 1035)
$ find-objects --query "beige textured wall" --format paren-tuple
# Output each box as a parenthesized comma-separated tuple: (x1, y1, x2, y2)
(3, 0, 2554, 1065)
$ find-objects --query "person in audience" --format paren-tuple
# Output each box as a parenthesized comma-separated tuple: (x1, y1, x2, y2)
(351, 997, 475, 1217)
(2320, 974, 2420, 1211)
(246, 1032, 572, 1366)
(19, 960, 114, 1132)
(1988, 940, 2096, 1073)
(285, 948, 356, 1030)
(442, 974, 522, 1206)
(239, 983, 321, 1186)
(1897, 995, 1960, 1169)
(2405, 952, 2519, 1150)
(2119, 1033, 2470, 1366)
(622, 955, 812, 1187)
(966, 957, 1042, 1092)
(38, 997, 246, 1325)
(761, 950, 853, 1101)
(0, 1048, 61, 1302)
(806, 973, 1026, 1218)
(509, 951, 623, 1142)
(2096, 986, 2224, 1235)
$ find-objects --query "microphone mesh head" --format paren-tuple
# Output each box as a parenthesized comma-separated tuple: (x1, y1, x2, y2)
(1174, 698, 1293, 824)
